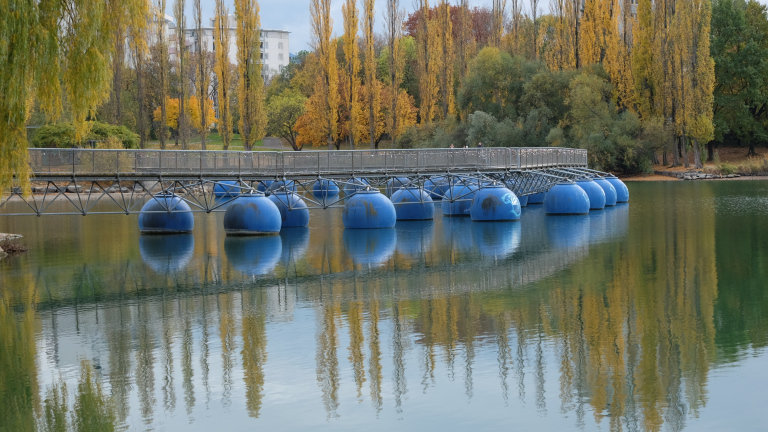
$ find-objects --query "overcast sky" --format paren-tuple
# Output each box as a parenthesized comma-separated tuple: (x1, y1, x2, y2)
(179, 0, 768, 55)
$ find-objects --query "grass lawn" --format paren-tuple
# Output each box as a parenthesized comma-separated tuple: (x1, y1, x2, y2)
(143, 133, 275, 151)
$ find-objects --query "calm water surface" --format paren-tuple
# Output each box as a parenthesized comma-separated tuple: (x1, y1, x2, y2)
(2, 181, 768, 431)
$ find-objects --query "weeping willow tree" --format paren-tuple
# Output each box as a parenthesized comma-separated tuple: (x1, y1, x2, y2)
(1, 0, 144, 195)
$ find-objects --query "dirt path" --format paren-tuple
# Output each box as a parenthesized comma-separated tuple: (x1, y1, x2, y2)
(262, 137, 287, 150)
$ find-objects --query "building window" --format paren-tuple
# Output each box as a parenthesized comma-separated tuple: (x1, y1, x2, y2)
(278, 42, 283, 50)
(278, 53, 283, 61)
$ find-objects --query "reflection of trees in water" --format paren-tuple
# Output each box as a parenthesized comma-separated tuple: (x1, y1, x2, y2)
(218, 292, 236, 408)
(135, 302, 155, 425)
(316, 279, 342, 418)
(181, 298, 196, 415)
(241, 289, 267, 418)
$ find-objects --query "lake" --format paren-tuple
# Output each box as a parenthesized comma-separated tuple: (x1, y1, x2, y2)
(1, 180, 768, 431)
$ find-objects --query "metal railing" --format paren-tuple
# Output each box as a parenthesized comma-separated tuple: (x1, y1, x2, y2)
(25, 147, 588, 178)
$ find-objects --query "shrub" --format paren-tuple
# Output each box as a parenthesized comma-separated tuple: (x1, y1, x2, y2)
(32, 121, 139, 149)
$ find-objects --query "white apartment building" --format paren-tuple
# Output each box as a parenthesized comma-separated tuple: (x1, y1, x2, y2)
(167, 15, 290, 81)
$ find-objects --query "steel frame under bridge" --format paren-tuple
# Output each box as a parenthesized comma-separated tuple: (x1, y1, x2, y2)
(1, 147, 607, 216)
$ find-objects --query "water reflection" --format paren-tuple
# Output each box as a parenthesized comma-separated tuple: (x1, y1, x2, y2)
(470, 221, 521, 259)
(224, 236, 282, 276)
(394, 221, 434, 257)
(3, 182, 768, 431)
(139, 234, 195, 273)
(343, 228, 396, 267)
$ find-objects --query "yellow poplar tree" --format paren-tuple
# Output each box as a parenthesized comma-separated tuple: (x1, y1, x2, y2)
(342, 0, 362, 148)
(492, 0, 506, 48)
(632, 0, 655, 119)
(173, 0, 189, 149)
(363, 0, 382, 148)
(436, 0, 455, 120)
(417, 0, 439, 124)
(194, 0, 212, 150)
(128, 0, 151, 148)
(156, 0, 170, 150)
(384, 0, 406, 142)
(305, 0, 338, 149)
(214, 0, 233, 149)
(235, 0, 267, 150)
(690, 0, 715, 168)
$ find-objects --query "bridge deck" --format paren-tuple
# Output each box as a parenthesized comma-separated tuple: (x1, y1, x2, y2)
(24, 147, 587, 180)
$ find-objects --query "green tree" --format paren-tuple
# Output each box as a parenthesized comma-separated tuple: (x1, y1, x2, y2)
(711, 0, 768, 157)
(266, 90, 307, 151)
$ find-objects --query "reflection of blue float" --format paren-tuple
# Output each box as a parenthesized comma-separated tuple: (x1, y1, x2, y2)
(576, 178, 606, 210)
(223, 192, 282, 235)
(527, 192, 546, 204)
(471, 221, 521, 259)
(424, 177, 449, 200)
(343, 178, 370, 195)
(139, 234, 195, 273)
(395, 220, 434, 256)
(386, 177, 412, 197)
(391, 186, 434, 220)
(543, 182, 590, 215)
(224, 235, 282, 275)
(441, 217, 474, 253)
(469, 185, 521, 221)
(518, 195, 529, 207)
(588, 204, 629, 245)
(268, 192, 310, 227)
(139, 194, 194, 233)
(214, 181, 241, 197)
(279, 226, 310, 263)
(342, 190, 397, 228)
(441, 184, 478, 216)
(592, 177, 617, 206)
(546, 214, 591, 250)
(312, 180, 340, 201)
(605, 175, 629, 203)
(343, 228, 397, 266)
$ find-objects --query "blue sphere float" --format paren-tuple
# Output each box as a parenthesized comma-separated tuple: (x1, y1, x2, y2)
(441, 184, 478, 217)
(342, 190, 397, 228)
(386, 177, 412, 197)
(528, 191, 546, 204)
(139, 193, 194, 234)
(267, 180, 297, 194)
(543, 181, 590, 215)
(268, 192, 310, 227)
(224, 235, 282, 276)
(469, 185, 521, 221)
(391, 186, 435, 220)
(223, 192, 282, 235)
(214, 181, 241, 197)
(605, 175, 629, 203)
(312, 179, 340, 201)
(343, 178, 370, 195)
(343, 228, 397, 267)
(424, 177, 449, 200)
(576, 178, 606, 210)
(139, 234, 195, 273)
(256, 180, 273, 192)
(592, 177, 617, 206)
(518, 194, 529, 207)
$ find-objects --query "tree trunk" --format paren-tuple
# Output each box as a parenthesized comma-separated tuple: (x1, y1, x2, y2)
(693, 138, 703, 169)
(672, 136, 680, 167)
(682, 135, 689, 169)
(651, 149, 660, 165)
(707, 141, 714, 162)
(747, 141, 757, 157)
(663, 148, 668, 166)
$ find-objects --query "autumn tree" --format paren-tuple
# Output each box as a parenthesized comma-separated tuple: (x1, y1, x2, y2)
(236, 0, 267, 150)
(267, 90, 307, 151)
(384, 0, 406, 143)
(128, 1, 151, 148)
(341, 0, 362, 148)
(214, 0, 234, 150)
(436, 0, 455, 120)
(194, 0, 212, 149)
(363, 0, 383, 148)
(155, 0, 170, 150)
(416, 0, 439, 123)
(173, 0, 189, 148)
(491, 0, 506, 48)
